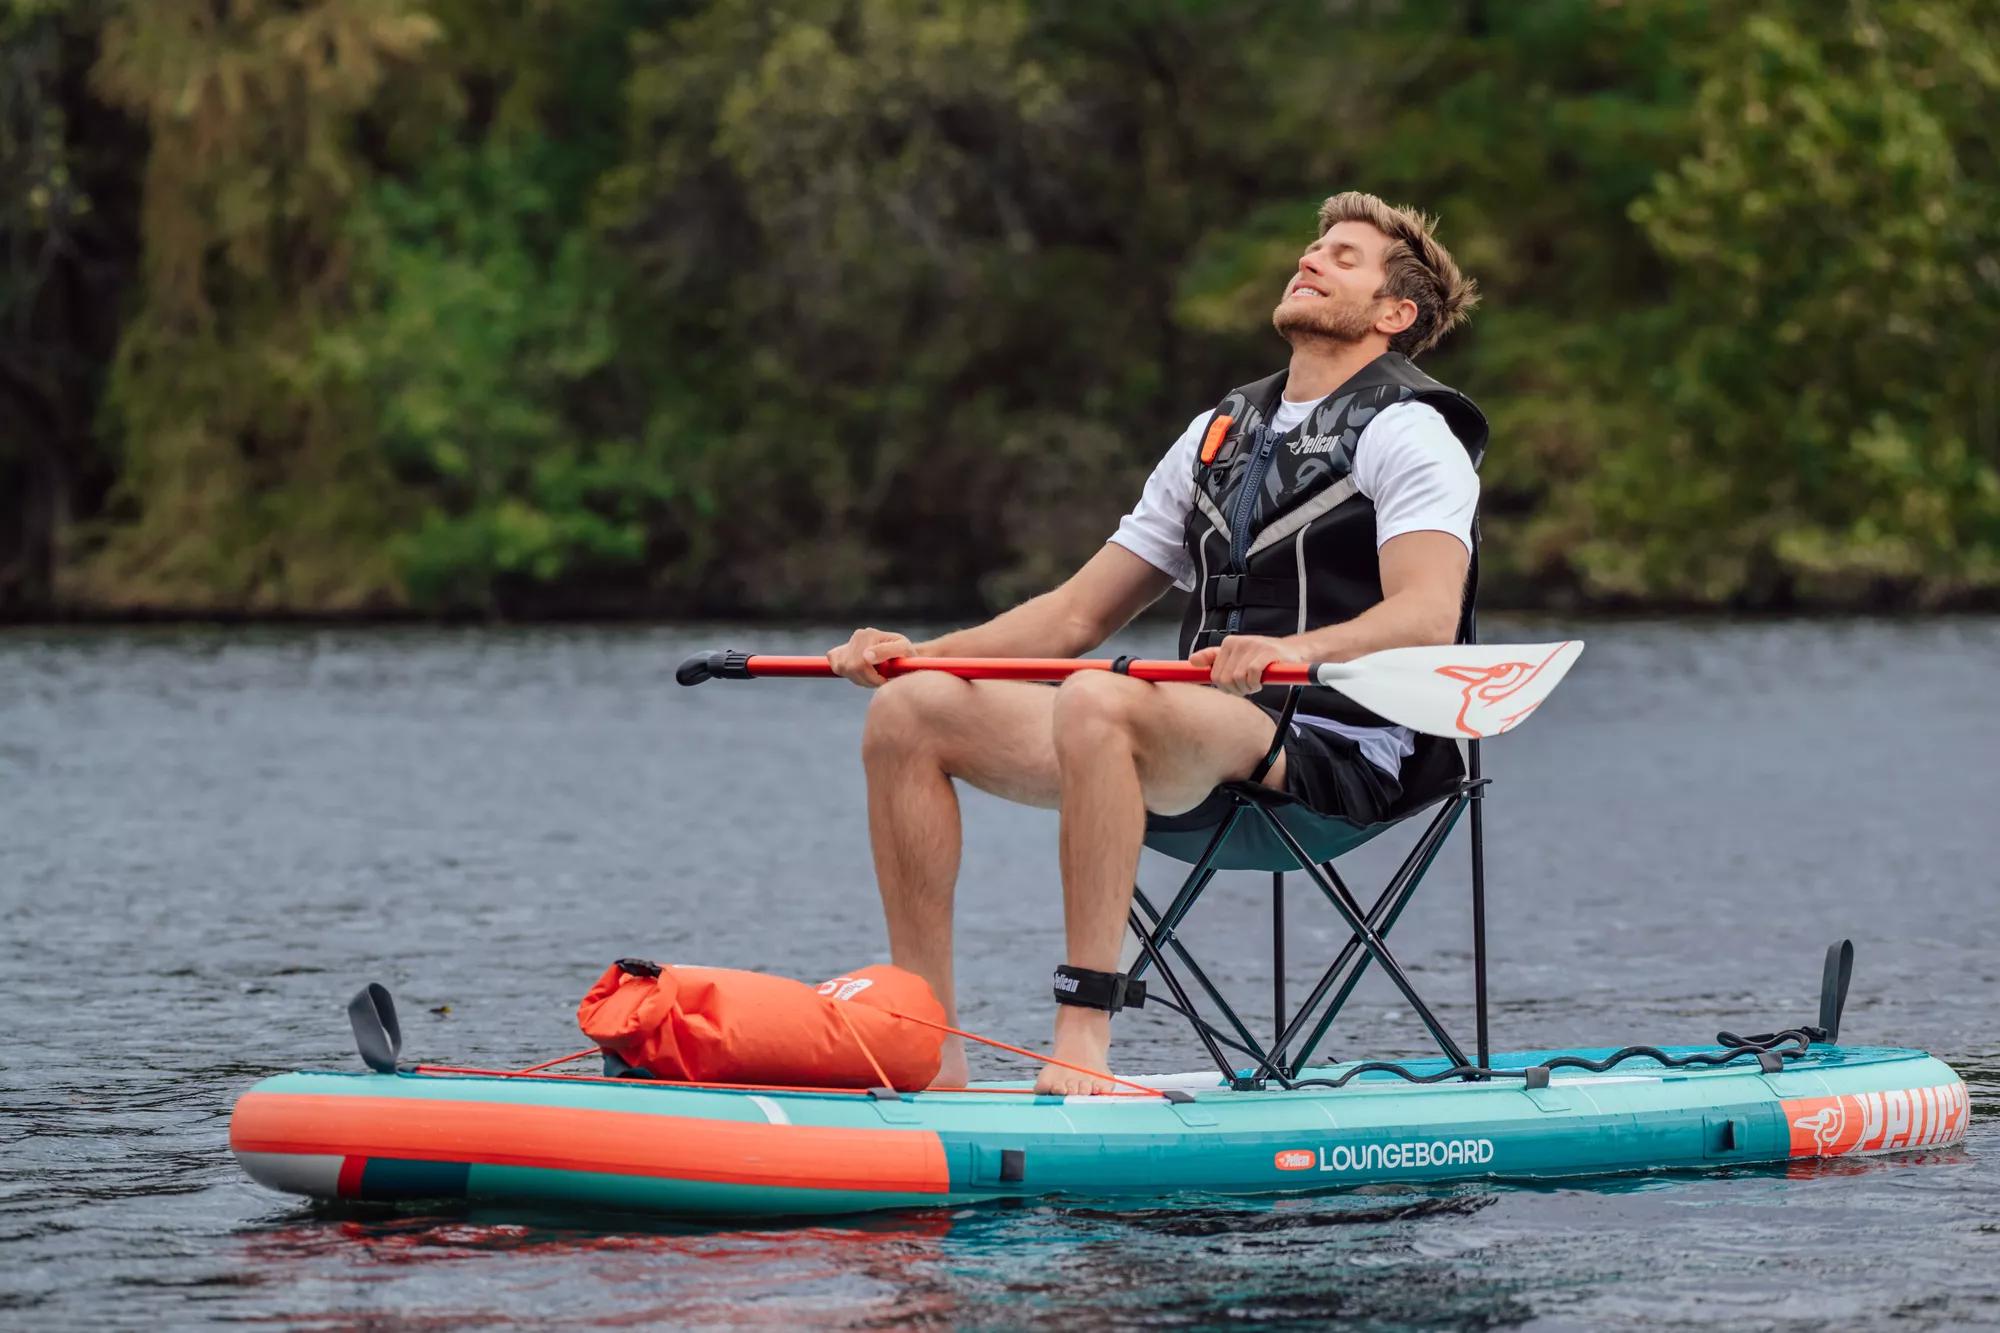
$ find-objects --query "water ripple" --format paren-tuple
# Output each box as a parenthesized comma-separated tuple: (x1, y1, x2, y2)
(3, 620, 1996, 1328)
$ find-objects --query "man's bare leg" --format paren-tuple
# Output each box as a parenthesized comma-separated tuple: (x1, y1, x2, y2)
(863, 673, 1063, 1086)
(1036, 674, 1286, 1095)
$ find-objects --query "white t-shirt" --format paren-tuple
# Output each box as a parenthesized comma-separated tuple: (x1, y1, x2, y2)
(1108, 394, 1479, 776)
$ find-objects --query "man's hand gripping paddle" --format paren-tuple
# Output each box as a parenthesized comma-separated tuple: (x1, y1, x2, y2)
(676, 640, 1584, 740)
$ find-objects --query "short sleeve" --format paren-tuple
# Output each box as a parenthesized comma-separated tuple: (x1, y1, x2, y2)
(1352, 402, 1480, 553)
(1107, 412, 1208, 590)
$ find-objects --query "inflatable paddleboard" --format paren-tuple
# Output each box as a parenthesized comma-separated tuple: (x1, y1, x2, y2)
(231, 1043, 1967, 1218)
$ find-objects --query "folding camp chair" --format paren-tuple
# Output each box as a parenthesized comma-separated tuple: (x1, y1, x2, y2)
(1126, 620, 1494, 1092)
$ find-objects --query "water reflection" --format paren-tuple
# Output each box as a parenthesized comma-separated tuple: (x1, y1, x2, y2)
(231, 1194, 1537, 1329)
(218, 1148, 1990, 1330)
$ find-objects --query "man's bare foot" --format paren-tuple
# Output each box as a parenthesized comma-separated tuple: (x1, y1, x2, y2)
(928, 1036, 969, 1090)
(1033, 1006, 1115, 1095)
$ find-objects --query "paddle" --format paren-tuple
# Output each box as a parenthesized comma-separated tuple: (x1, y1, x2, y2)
(676, 640, 1583, 739)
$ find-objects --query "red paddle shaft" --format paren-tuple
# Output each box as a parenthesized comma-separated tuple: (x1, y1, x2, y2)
(675, 650, 1314, 687)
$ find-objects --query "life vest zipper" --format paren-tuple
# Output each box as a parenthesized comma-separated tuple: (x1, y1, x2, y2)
(1223, 423, 1279, 636)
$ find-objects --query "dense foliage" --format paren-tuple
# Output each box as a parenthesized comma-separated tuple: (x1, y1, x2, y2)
(3, 0, 1995, 617)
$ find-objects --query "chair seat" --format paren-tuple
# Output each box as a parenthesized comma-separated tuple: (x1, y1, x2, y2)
(1145, 784, 1384, 870)
(1142, 735, 1471, 872)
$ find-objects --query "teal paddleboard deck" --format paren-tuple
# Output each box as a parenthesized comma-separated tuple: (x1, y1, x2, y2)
(231, 1044, 1968, 1218)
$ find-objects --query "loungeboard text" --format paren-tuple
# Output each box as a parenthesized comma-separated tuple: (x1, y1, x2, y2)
(1275, 1138, 1496, 1173)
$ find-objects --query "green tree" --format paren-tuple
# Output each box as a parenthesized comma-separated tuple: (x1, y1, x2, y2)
(75, 0, 446, 611)
(326, 142, 663, 613)
(600, 0, 1440, 611)
(12, 0, 1996, 618)
(1604, 0, 2000, 606)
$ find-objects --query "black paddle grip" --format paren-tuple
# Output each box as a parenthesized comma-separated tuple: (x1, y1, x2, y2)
(675, 649, 752, 686)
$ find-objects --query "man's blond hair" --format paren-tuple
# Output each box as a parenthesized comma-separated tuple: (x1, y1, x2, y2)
(1317, 191, 1478, 358)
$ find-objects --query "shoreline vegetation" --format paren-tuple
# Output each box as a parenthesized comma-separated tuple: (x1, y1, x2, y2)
(7, 601, 1996, 632)
(5, 1, 1996, 623)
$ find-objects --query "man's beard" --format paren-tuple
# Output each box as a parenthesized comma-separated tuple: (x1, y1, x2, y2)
(1272, 292, 1377, 345)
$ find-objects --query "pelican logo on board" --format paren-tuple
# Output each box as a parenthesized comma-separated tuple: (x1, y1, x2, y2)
(1273, 1149, 1316, 1171)
(1792, 1104, 1846, 1153)
(1782, 1082, 1968, 1157)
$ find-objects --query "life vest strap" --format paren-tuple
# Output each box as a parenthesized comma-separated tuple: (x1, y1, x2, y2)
(1206, 573, 1296, 611)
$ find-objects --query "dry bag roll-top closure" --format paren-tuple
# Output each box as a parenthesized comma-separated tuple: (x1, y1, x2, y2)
(1176, 352, 1489, 727)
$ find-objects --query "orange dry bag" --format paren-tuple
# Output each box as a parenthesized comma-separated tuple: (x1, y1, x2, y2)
(575, 960, 947, 1091)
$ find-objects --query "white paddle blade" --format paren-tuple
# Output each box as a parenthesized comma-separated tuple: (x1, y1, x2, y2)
(1313, 641, 1585, 739)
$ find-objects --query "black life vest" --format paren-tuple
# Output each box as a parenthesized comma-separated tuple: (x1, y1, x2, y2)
(1176, 352, 1488, 732)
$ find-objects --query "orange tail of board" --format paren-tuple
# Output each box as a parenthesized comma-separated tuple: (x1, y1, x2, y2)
(576, 962, 946, 1091)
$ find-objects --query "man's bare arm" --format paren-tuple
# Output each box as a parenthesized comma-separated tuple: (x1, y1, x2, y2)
(1195, 530, 1469, 693)
(1292, 530, 1468, 660)
(828, 545, 1175, 685)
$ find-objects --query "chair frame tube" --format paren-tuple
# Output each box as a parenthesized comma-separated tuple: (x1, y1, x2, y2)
(1127, 778, 1487, 1087)
(1278, 788, 1480, 1075)
(1124, 628, 1499, 1086)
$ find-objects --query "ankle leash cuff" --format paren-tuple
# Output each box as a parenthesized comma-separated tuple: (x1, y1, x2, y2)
(1052, 965, 1147, 1013)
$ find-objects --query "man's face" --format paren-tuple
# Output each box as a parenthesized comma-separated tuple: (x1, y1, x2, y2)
(1271, 220, 1394, 344)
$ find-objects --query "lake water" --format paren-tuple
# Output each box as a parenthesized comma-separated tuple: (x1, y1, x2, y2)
(3, 619, 1996, 1329)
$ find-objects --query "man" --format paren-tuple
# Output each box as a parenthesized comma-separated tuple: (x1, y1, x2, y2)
(829, 192, 1486, 1094)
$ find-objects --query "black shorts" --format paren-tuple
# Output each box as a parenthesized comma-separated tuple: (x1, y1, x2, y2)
(1264, 708, 1402, 825)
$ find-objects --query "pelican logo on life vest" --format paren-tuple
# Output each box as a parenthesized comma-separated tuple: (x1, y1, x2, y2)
(1289, 433, 1344, 457)
(1273, 1149, 1317, 1172)
(1433, 642, 1573, 738)
(1782, 1083, 1969, 1158)
(816, 976, 876, 1002)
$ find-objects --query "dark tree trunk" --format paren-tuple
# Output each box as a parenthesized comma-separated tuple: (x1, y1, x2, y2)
(0, 7, 143, 616)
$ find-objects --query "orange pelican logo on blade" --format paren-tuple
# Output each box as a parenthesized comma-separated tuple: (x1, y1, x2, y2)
(1432, 642, 1574, 738)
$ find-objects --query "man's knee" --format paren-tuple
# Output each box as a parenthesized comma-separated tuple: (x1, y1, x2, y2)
(1052, 672, 1146, 758)
(862, 672, 965, 765)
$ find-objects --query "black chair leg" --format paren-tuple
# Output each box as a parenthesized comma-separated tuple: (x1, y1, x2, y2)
(1273, 871, 1285, 1055)
(1132, 888, 1280, 1082)
(1124, 902, 1249, 1086)
(1260, 808, 1472, 1070)
(1127, 804, 1243, 984)
(1128, 776, 1488, 1087)
(1279, 797, 1469, 1075)
(1469, 738, 1491, 1068)
(1279, 870, 1416, 1074)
